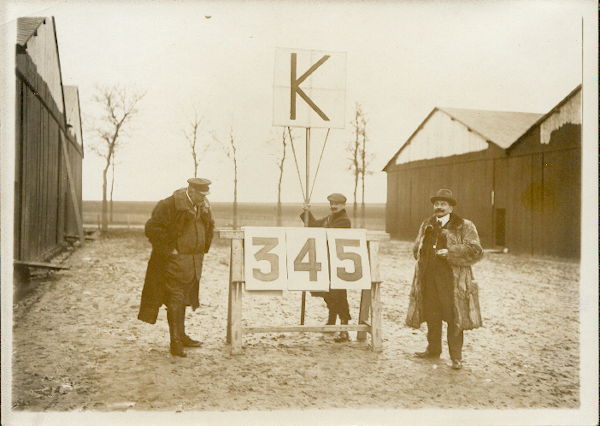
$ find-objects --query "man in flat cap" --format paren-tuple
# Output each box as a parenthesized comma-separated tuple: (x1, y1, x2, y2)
(138, 178, 215, 357)
(300, 193, 352, 342)
(406, 189, 483, 370)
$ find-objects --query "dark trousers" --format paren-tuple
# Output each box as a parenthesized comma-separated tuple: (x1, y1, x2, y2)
(426, 317, 464, 361)
(423, 256, 463, 361)
(322, 289, 351, 322)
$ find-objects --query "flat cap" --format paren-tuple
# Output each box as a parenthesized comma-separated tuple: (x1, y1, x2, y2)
(327, 193, 347, 203)
(187, 177, 211, 187)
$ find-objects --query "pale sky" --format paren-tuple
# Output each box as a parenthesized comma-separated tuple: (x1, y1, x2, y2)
(4, 0, 589, 202)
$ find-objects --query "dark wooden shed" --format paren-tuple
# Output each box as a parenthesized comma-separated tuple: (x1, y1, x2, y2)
(383, 86, 581, 258)
(14, 17, 84, 266)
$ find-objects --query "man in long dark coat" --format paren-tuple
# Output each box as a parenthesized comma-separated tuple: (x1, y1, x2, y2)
(138, 178, 215, 357)
(300, 193, 352, 342)
(406, 189, 483, 370)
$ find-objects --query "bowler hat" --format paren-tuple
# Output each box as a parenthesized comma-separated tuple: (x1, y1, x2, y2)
(327, 193, 347, 203)
(430, 188, 456, 206)
(187, 177, 211, 193)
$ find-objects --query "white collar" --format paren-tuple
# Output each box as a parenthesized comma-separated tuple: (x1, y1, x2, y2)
(437, 214, 450, 227)
(185, 189, 197, 210)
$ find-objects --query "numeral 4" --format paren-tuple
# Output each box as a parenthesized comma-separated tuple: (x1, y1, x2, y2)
(293, 238, 322, 281)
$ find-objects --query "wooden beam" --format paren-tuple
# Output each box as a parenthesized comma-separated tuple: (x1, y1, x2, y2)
(370, 282, 383, 352)
(357, 289, 371, 341)
(217, 228, 390, 242)
(226, 243, 233, 344)
(64, 234, 96, 241)
(14, 260, 69, 270)
(245, 325, 370, 334)
(231, 238, 244, 282)
(230, 281, 243, 355)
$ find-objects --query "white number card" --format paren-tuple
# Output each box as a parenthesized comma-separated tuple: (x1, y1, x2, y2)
(243, 227, 287, 291)
(285, 227, 330, 291)
(326, 228, 372, 290)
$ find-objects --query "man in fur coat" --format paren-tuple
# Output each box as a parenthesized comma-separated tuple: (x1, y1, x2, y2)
(138, 178, 215, 357)
(300, 193, 352, 342)
(406, 189, 483, 370)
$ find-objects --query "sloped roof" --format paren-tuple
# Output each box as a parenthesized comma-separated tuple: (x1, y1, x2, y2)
(17, 17, 46, 47)
(508, 85, 582, 150)
(383, 107, 543, 171)
(439, 107, 543, 149)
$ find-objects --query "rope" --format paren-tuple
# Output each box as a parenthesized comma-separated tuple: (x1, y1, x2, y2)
(287, 126, 306, 200)
(308, 128, 330, 200)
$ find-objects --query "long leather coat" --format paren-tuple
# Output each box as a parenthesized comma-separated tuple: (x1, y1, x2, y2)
(405, 213, 483, 332)
(138, 188, 214, 324)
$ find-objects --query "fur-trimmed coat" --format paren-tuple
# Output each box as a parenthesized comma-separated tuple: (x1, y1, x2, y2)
(137, 188, 214, 324)
(405, 213, 483, 331)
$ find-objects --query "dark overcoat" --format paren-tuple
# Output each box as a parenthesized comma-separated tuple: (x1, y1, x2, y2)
(300, 209, 351, 229)
(405, 213, 483, 332)
(138, 188, 214, 324)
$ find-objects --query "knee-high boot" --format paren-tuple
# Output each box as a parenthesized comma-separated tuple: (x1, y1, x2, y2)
(167, 305, 186, 357)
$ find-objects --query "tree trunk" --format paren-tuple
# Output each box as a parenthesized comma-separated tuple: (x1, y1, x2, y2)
(101, 163, 109, 233)
(233, 171, 238, 229)
(353, 171, 358, 223)
(360, 173, 365, 228)
(110, 156, 115, 223)
(233, 154, 238, 229)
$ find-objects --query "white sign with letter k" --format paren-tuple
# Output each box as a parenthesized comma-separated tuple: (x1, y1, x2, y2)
(273, 47, 346, 129)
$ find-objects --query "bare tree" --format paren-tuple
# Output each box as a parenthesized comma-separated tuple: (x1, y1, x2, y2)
(91, 86, 144, 233)
(183, 110, 208, 178)
(347, 103, 363, 222)
(110, 151, 116, 223)
(213, 126, 240, 229)
(276, 128, 288, 226)
(359, 115, 373, 228)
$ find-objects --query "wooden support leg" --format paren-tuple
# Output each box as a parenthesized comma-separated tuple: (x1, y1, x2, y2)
(230, 281, 243, 355)
(226, 247, 233, 344)
(357, 289, 371, 341)
(370, 282, 382, 352)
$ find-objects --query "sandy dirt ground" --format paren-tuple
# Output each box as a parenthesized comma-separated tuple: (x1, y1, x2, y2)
(12, 229, 579, 411)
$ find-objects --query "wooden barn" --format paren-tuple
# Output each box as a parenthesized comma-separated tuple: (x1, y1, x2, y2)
(14, 17, 84, 269)
(383, 85, 581, 258)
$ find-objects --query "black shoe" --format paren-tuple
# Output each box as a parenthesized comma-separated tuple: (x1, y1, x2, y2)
(170, 341, 187, 357)
(451, 360, 463, 370)
(414, 350, 441, 359)
(182, 335, 203, 347)
(334, 331, 350, 343)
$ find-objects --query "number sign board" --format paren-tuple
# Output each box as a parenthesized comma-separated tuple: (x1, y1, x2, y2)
(273, 47, 346, 129)
(243, 227, 287, 291)
(327, 228, 372, 290)
(286, 227, 329, 291)
(242, 226, 370, 291)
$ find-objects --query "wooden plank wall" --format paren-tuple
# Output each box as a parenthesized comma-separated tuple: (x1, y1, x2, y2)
(14, 52, 83, 262)
(386, 156, 494, 247)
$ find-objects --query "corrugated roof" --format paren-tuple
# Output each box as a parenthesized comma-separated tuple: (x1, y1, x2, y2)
(439, 107, 543, 149)
(16, 17, 46, 47)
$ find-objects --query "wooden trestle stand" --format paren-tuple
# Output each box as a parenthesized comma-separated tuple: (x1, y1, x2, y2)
(219, 228, 388, 355)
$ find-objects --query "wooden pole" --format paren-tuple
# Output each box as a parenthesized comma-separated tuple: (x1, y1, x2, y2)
(300, 127, 311, 325)
(368, 240, 383, 351)
(357, 289, 371, 341)
(230, 237, 244, 354)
